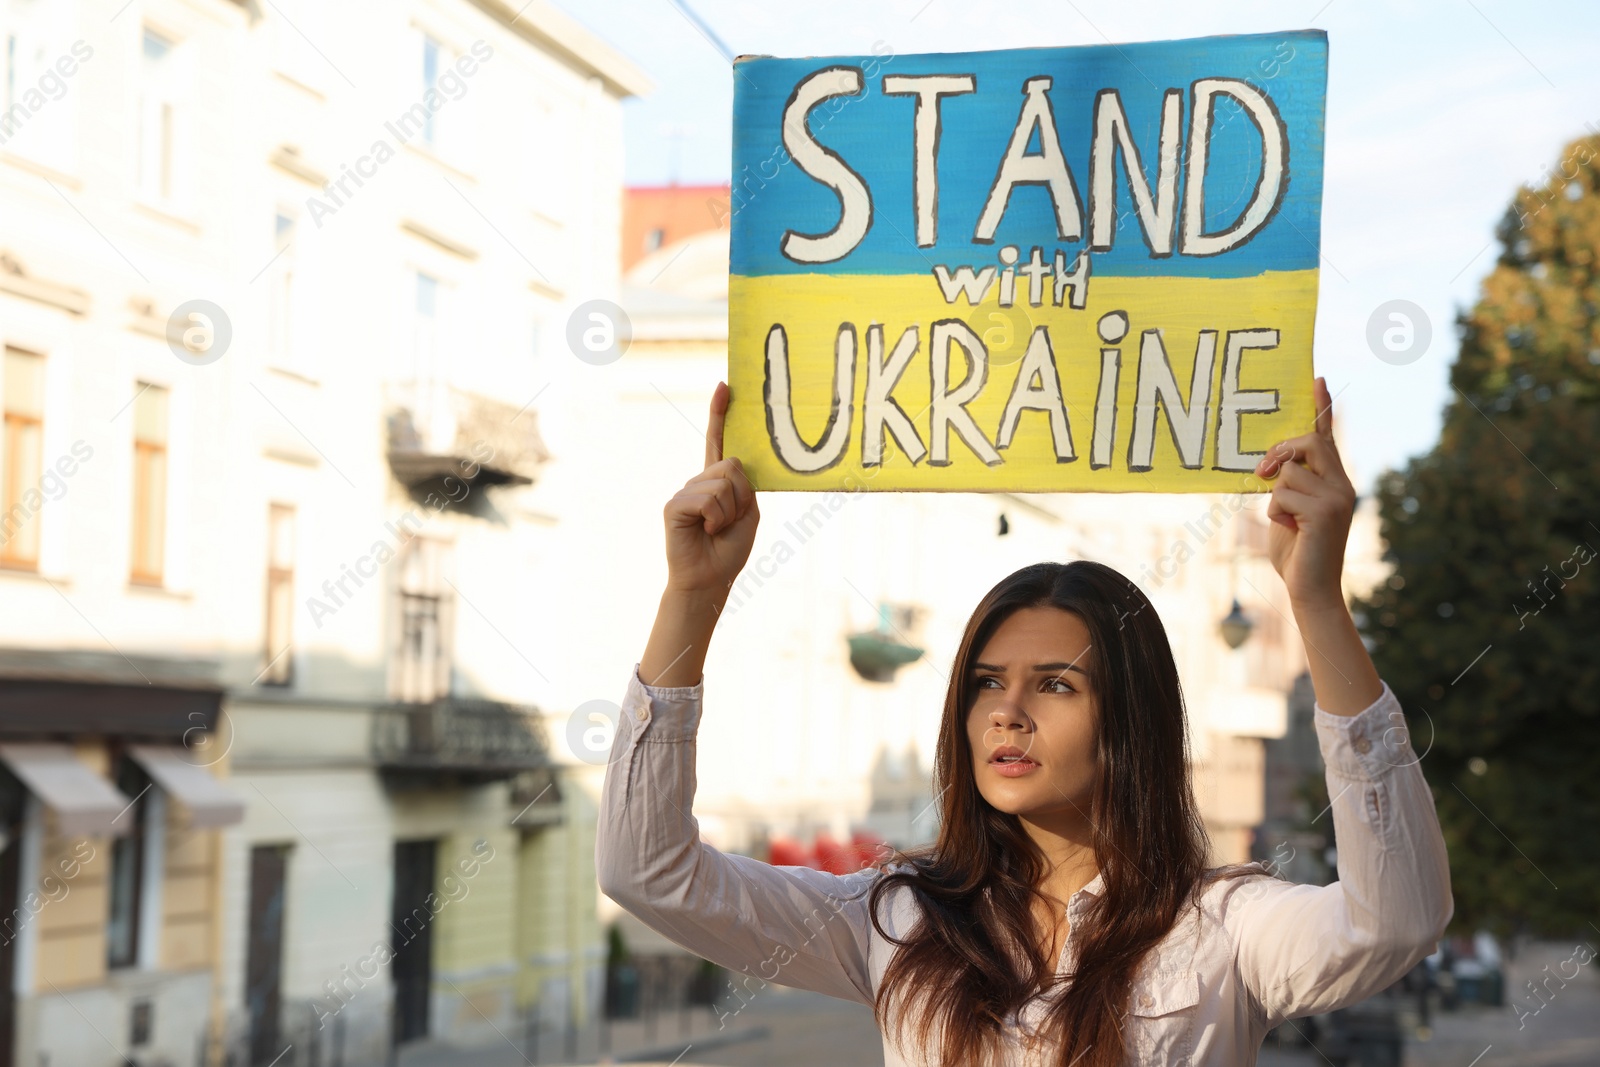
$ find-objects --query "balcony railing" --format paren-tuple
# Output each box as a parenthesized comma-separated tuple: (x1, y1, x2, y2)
(385, 381, 550, 488)
(372, 697, 551, 783)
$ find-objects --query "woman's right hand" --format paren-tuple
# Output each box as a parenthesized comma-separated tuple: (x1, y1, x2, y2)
(662, 381, 760, 601)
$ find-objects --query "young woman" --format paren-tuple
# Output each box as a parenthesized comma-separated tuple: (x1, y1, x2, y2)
(596, 378, 1452, 1066)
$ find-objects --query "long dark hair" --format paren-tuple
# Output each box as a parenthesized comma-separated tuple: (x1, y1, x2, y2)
(867, 560, 1228, 1067)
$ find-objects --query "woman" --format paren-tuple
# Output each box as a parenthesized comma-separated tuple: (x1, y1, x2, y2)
(596, 377, 1452, 1066)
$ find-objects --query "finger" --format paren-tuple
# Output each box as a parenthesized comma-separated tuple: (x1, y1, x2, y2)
(694, 456, 758, 512)
(1313, 376, 1334, 439)
(699, 454, 750, 491)
(726, 457, 754, 515)
(1285, 457, 1356, 518)
(1265, 492, 1296, 530)
(1266, 484, 1319, 529)
(1275, 457, 1324, 496)
(668, 475, 732, 521)
(1257, 431, 1338, 479)
(705, 381, 729, 470)
(679, 477, 739, 528)
(703, 479, 739, 531)
(671, 487, 733, 533)
(665, 491, 716, 531)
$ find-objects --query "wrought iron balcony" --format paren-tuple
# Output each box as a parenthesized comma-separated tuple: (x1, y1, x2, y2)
(372, 697, 552, 784)
(385, 381, 550, 488)
(846, 602, 926, 683)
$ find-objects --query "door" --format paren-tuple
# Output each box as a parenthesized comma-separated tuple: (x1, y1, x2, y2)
(244, 845, 289, 1066)
(0, 770, 27, 1067)
(0, 819, 18, 1067)
(390, 840, 436, 1042)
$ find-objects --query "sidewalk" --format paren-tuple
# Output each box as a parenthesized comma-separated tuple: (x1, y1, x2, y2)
(1404, 940, 1600, 1067)
(348, 1006, 769, 1067)
(1257, 940, 1600, 1067)
(345, 940, 1600, 1067)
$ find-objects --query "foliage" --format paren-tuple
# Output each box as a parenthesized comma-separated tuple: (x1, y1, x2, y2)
(1355, 134, 1600, 938)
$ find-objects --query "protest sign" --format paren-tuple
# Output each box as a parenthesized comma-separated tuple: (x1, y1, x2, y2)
(724, 31, 1326, 492)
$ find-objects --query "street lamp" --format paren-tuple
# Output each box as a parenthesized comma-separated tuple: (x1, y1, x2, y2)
(1219, 598, 1253, 650)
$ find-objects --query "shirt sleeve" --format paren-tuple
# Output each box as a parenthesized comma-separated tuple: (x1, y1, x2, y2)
(594, 664, 880, 1007)
(1226, 680, 1454, 1028)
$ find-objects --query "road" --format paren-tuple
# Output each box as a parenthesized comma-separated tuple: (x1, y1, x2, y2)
(665, 985, 884, 1066)
(1260, 940, 1600, 1067)
(373, 940, 1598, 1066)
(1402, 940, 1600, 1067)
(678, 940, 1600, 1067)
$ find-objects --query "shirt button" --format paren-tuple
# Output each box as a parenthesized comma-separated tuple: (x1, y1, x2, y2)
(1354, 736, 1372, 754)
(637, 706, 649, 722)
(1139, 993, 1154, 1009)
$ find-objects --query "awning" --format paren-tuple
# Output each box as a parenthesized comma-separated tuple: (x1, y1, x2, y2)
(0, 743, 131, 838)
(129, 744, 245, 828)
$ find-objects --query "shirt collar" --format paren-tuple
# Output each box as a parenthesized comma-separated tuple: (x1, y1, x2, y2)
(1075, 872, 1106, 900)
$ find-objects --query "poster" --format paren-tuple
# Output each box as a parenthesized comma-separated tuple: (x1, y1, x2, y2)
(724, 31, 1326, 493)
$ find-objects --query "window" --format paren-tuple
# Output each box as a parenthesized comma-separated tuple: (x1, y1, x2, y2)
(420, 34, 441, 147)
(130, 383, 168, 584)
(400, 271, 446, 445)
(1, 0, 75, 169)
(415, 271, 437, 317)
(1, 347, 44, 569)
(107, 758, 152, 970)
(411, 29, 476, 165)
(393, 537, 451, 703)
(137, 28, 178, 201)
(267, 212, 296, 366)
(262, 504, 295, 686)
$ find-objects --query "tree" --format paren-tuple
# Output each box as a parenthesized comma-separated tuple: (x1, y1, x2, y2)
(1356, 132, 1600, 938)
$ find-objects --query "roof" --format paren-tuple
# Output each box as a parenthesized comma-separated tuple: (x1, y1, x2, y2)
(473, 0, 653, 98)
(626, 183, 733, 195)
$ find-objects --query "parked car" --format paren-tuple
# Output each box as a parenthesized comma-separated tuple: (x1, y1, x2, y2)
(1427, 931, 1505, 1009)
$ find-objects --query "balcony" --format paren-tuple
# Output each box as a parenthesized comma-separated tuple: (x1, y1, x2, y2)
(372, 697, 552, 786)
(846, 602, 926, 683)
(385, 381, 550, 488)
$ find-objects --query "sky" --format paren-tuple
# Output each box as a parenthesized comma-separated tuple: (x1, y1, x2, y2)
(548, 0, 1600, 492)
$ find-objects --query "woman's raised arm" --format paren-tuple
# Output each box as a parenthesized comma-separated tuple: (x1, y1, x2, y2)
(1225, 377, 1453, 1024)
(596, 383, 882, 1009)
(638, 380, 760, 689)
(1254, 375, 1383, 717)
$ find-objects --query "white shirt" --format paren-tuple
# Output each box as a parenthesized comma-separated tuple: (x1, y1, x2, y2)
(596, 665, 1453, 1066)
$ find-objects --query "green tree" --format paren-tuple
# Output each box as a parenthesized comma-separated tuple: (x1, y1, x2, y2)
(1357, 132, 1600, 938)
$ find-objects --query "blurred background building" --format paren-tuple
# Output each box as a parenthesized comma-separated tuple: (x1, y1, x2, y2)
(0, 0, 646, 1064)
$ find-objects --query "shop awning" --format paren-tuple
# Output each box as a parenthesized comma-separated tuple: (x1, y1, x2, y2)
(0, 743, 131, 838)
(128, 744, 245, 828)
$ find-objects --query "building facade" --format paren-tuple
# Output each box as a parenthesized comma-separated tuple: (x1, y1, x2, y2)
(0, 0, 646, 1064)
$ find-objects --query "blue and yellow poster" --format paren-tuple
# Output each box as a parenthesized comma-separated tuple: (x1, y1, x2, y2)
(725, 31, 1326, 492)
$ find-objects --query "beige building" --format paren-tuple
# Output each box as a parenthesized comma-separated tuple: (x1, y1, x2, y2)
(0, 0, 647, 1064)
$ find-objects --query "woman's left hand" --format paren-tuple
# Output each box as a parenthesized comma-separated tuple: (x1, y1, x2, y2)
(1255, 377, 1357, 612)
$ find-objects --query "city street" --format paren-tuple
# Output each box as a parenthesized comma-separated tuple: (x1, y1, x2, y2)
(1261, 941, 1600, 1067)
(1399, 941, 1600, 1067)
(370, 940, 1599, 1066)
(358, 985, 883, 1067)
